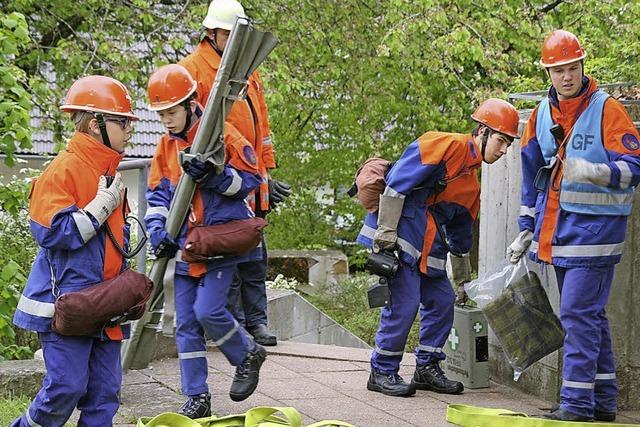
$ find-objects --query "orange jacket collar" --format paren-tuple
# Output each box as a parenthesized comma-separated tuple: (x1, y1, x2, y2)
(68, 132, 124, 175)
(196, 38, 221, 72)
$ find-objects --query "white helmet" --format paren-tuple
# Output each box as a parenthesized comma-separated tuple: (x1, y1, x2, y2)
(202, 0, 247, 30)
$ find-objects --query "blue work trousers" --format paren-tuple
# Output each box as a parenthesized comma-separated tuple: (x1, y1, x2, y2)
(175, 264, 253, 397)
(555, 266, 617, 418)
(371, 262, 455, 374)
(11, 332, 121, 427)
(227, 240, 268, 329)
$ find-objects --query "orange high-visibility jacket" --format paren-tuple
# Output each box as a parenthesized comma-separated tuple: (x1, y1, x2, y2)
(180, 39, 275, 213)
(14, 132, 128, 340)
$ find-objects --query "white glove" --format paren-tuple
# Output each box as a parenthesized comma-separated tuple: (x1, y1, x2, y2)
(372, 193, 404, 252)
(83, 173, 125, 226)
(506, 230, 533, 263)
(563, 157, 611, 187)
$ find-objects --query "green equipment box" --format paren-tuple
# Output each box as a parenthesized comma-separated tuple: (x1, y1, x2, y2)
(442, 306, 489, 389)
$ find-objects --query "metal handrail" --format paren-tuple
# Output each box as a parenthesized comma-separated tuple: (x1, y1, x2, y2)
(117, 158, 152, 274)
(508, 82, 639, 105)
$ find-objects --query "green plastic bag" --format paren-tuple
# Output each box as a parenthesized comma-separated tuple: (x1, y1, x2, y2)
(465, 258, 564, 379)
(137, 406, 355, 427)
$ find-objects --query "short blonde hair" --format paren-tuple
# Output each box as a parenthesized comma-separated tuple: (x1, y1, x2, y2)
(71, 111, 94, 133)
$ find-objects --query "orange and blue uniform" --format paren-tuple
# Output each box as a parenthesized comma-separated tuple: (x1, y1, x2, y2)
(518, 76, 640, 417)
(179, 39, 275, 213)
(12, 131, 129, 426)
(144, 104, 262, 398)
(181, 38, 277, 334)
(357, 132, 482, 373)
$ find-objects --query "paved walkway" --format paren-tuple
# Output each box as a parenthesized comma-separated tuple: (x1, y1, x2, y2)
(113, 341, 640, 426)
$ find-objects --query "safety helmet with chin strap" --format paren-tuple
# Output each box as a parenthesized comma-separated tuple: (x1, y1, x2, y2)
(202, 0, 246, 30)
(471, 98, 520, 159)
(60, 75, 138, 149)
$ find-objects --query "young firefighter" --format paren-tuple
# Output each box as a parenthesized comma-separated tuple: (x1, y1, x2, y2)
(508, 30, 640, 422)
(145, 64, 266, 419)
(11, 76, 136, 426)
(357, 99, 520, 397)
(180, 0, 288, 347)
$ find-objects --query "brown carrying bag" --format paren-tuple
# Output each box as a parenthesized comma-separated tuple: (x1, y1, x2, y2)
(52, 269, 154, 336)
(182, 217, 268, 263)
(354, 157, 392, 213)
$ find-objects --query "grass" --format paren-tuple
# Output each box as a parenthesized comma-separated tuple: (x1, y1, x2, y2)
(0, 396, 30, 425)
(306, 273, 421, 352)
(0, 396, 75, 426)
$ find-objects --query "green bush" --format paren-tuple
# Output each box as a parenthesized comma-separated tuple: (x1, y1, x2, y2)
(306, 273, 420, 352)
(0, 173, 38, 359)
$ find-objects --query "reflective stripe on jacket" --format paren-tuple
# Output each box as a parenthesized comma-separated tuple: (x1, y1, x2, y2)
(144, 105, 263, 278)
(14, 132, 128, 339)
(536, 90, 634, 216)
(357, 132, 481, 275)
(179, 39, 274, 212)
(519, 77, 640, 267)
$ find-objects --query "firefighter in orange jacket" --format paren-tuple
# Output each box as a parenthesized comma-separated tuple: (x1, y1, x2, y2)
(11, 76, 136, 426)
(145, 64, 266, 418)
(179, 0, 288, 346)
(509, 30, 640, 422)
(357, 99, 519, 397)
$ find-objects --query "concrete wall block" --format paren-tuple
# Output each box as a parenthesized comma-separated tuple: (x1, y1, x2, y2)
(489, 344, 561, 403)
(618, 366, 640, 410)
(266, 291, 296, 340)
(267, 250, 349, 295)
(316, 324, 370, 349)
(0, 360, 46, 398)
(265, 289, 370, 350)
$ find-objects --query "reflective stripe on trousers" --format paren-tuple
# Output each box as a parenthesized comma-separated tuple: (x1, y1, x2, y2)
(371, 263, 454, 374)
(555, 266, 617, 417)
(175, 266, 252, 396)
(14, 333, 121, 427)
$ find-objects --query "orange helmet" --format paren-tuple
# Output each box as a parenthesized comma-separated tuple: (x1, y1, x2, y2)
(60, 75, 138, 119)
(147, 64, 197, 111)
(540, 30, 586, 67)
(471, 98, 519, 138)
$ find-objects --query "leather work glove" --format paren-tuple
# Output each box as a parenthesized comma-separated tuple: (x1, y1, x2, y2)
(150, 229, 179, 259)
(181, 156, 213, 182)
(372, 193, 404, 253)
(563, 157, 611, 187)
(450, 253, 471, 306)
(83, 173, 125, 226)
(268, 179, 292, 209)
(506, 230, 534, 264)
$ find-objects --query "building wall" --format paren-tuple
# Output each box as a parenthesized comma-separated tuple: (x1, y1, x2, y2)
(480, 111, 640, 409)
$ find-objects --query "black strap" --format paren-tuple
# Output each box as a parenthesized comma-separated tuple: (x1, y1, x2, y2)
(347, 183, 358, 197)
(94, 113, 112, 149)
(103, 189, 148, 259)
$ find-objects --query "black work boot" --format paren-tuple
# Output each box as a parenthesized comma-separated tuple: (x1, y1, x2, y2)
(367, 370, 416, 397)
(544, 407, 593, 421)
(179, 392, 211, 419)
(412, 362, 464, 394)
(249, 324, 277, 346)
(229, 344, 267, 402)
(594, 408, 616, 422)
